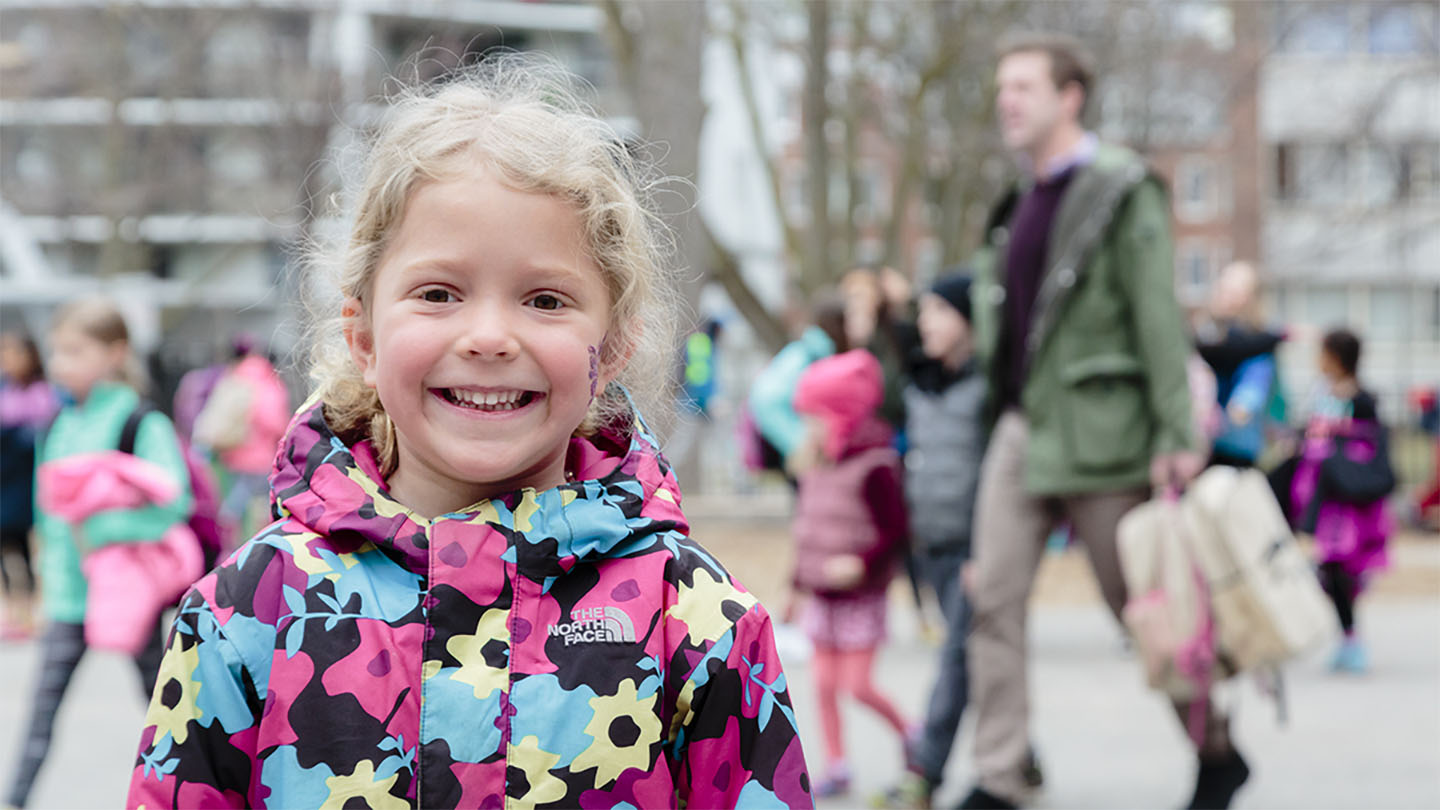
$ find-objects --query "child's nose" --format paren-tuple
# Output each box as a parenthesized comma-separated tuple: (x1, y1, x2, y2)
(456, 305, 520, 359)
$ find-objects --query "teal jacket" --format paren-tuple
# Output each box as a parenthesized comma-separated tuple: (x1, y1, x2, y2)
(35, 382, 191, 623)
(749, 326, 836, 460)
(971, 144, 1195, 495)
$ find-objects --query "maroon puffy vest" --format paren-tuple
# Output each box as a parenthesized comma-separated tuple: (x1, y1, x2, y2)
(791, 445, 900, 594)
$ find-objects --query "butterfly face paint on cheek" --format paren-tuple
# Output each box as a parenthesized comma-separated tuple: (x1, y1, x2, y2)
(588, 345, 600, 401)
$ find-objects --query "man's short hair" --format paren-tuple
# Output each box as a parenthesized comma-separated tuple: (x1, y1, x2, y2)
(997, 32, 1096, 111)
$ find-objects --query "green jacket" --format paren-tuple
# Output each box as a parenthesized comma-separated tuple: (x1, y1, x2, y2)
(971, 143, 1194, 495)
(35, 382, 191, 623)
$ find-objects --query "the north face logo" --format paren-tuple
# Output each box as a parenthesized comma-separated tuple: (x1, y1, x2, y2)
(547, 606, 637, 646)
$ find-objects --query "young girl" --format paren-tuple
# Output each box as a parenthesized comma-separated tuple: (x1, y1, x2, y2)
(5, 300, 191, 809)
(790, 349, 912, 798)
(0, 331, 57, 640)
(1289, 329, 1393, 674)
(127, 57, 809, 810)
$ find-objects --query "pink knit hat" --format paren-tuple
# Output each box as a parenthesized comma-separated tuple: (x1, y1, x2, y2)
(793, 349, 884, 459)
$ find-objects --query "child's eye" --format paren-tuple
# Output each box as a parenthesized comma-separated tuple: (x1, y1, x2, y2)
(420, 288, 454, 304)
(530, 294, 564, 311)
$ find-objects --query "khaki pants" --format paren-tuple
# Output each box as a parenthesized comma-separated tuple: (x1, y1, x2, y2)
(968, 410, 1229, 802)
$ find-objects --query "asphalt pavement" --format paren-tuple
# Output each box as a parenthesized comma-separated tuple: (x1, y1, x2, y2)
(2, 526, 1436, 809)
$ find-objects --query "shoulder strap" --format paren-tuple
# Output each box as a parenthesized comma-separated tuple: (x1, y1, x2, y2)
(118, 401, 158, 456)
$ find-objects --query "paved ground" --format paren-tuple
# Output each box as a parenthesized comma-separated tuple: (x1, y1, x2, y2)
(2, 517, 1437, 809)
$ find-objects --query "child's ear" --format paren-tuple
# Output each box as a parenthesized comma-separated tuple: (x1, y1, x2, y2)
(598, 322, 640, 387)
(108, 341, 132, 373)
(342, 298, 378, 388)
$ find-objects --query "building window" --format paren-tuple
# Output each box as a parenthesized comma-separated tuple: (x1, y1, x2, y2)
(1178, 239, 1213, 300)
(1368, 287, 1412, 340)
(1275, 2, 1353, 54)
(127, 23, 176, 95)
(1368, 2, 1439, 54)
(206, 131, 268, 185)
(1306, 287, 1350, 328)
(1402, 142, 1440, 201)
(1276, 143, 1348, 203)
(1356, 144, 1401, 206)
(1175, 156, 1218, 222)
(1428, 286, 1440, 341)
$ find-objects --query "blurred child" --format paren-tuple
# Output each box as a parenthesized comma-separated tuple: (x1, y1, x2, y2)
(883, 274, 987, 806)
(749, 292, 849, 475)
(1288, 329, 1393, 674)
(792, 349, 913, 798)
(5, 300, 192, 809)
(192, 334, 292, 534)
(839, 266, 916, 434)
(0, 331, 58, 640)
(1194, 262, 1286, 468)
(127, 56, 808, 809)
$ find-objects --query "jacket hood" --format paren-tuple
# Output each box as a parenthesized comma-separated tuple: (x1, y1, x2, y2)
(794, 350, 889, 460)
(269, 396, 689, 576)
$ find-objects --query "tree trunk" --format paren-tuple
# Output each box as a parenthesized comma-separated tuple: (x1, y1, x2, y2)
(802, 0, 830, 294)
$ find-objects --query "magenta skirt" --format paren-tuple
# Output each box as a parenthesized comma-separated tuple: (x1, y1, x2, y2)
(803, 591, 889, 650)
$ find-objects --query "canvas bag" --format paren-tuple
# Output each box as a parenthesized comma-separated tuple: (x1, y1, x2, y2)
(192, 371, 252, 451)
(1182, 466, 1338, 671)
(1118, 497, 1221, 706)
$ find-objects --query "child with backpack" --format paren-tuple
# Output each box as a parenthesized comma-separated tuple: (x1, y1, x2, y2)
(1288, 329, 1394, 673)
(4, 299, 194, 809)
(791, 349, 913, 798)
(192, 335, 292, 535)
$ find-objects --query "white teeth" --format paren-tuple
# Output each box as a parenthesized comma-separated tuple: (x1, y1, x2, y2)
(448, 389, 525, 411)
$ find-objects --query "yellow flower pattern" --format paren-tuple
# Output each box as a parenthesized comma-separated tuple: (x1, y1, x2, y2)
(142, 631, 203, 745)
(446, 607, 510, 699)
(570, 678, 664, 787)
(667, 567, 758, 648)
(319, 760, 408, 810)
(508, 734, 569, 808)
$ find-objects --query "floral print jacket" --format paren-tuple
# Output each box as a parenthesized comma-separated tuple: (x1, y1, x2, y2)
(128, 400, 811, 809)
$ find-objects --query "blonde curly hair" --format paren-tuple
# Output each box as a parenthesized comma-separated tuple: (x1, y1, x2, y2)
(305, 53, 679, 476)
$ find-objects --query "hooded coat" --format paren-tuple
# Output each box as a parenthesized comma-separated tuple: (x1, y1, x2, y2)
(127, 399, 810, 809)
(790, 351, 907, 599)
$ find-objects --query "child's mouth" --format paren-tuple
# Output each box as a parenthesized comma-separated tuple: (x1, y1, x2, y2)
(436, 388, 539, 413)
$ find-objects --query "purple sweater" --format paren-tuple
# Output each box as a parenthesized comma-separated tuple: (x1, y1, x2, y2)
(998, 167, 1078, 407)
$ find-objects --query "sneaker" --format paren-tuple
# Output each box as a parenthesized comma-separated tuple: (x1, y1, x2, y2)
(1021, 745, 1045, 789)
(1185, 748, 1250, 809)
(814, 765, 851, 799)
(956, 786, 1019, 809)
(1331, 638, 1370, 674)
(870, 772, 933, 809)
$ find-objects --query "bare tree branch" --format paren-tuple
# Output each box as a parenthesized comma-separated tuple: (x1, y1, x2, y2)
(726, 0, 801, 270)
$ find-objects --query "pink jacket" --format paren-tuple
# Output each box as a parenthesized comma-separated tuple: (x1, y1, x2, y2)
(38, 451, 204, 653)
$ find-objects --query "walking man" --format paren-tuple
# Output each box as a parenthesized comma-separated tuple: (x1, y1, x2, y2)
(960, 33, 1248, 810)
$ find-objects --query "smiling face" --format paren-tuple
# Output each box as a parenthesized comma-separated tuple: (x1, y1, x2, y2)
(345, 163, 616, 517)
